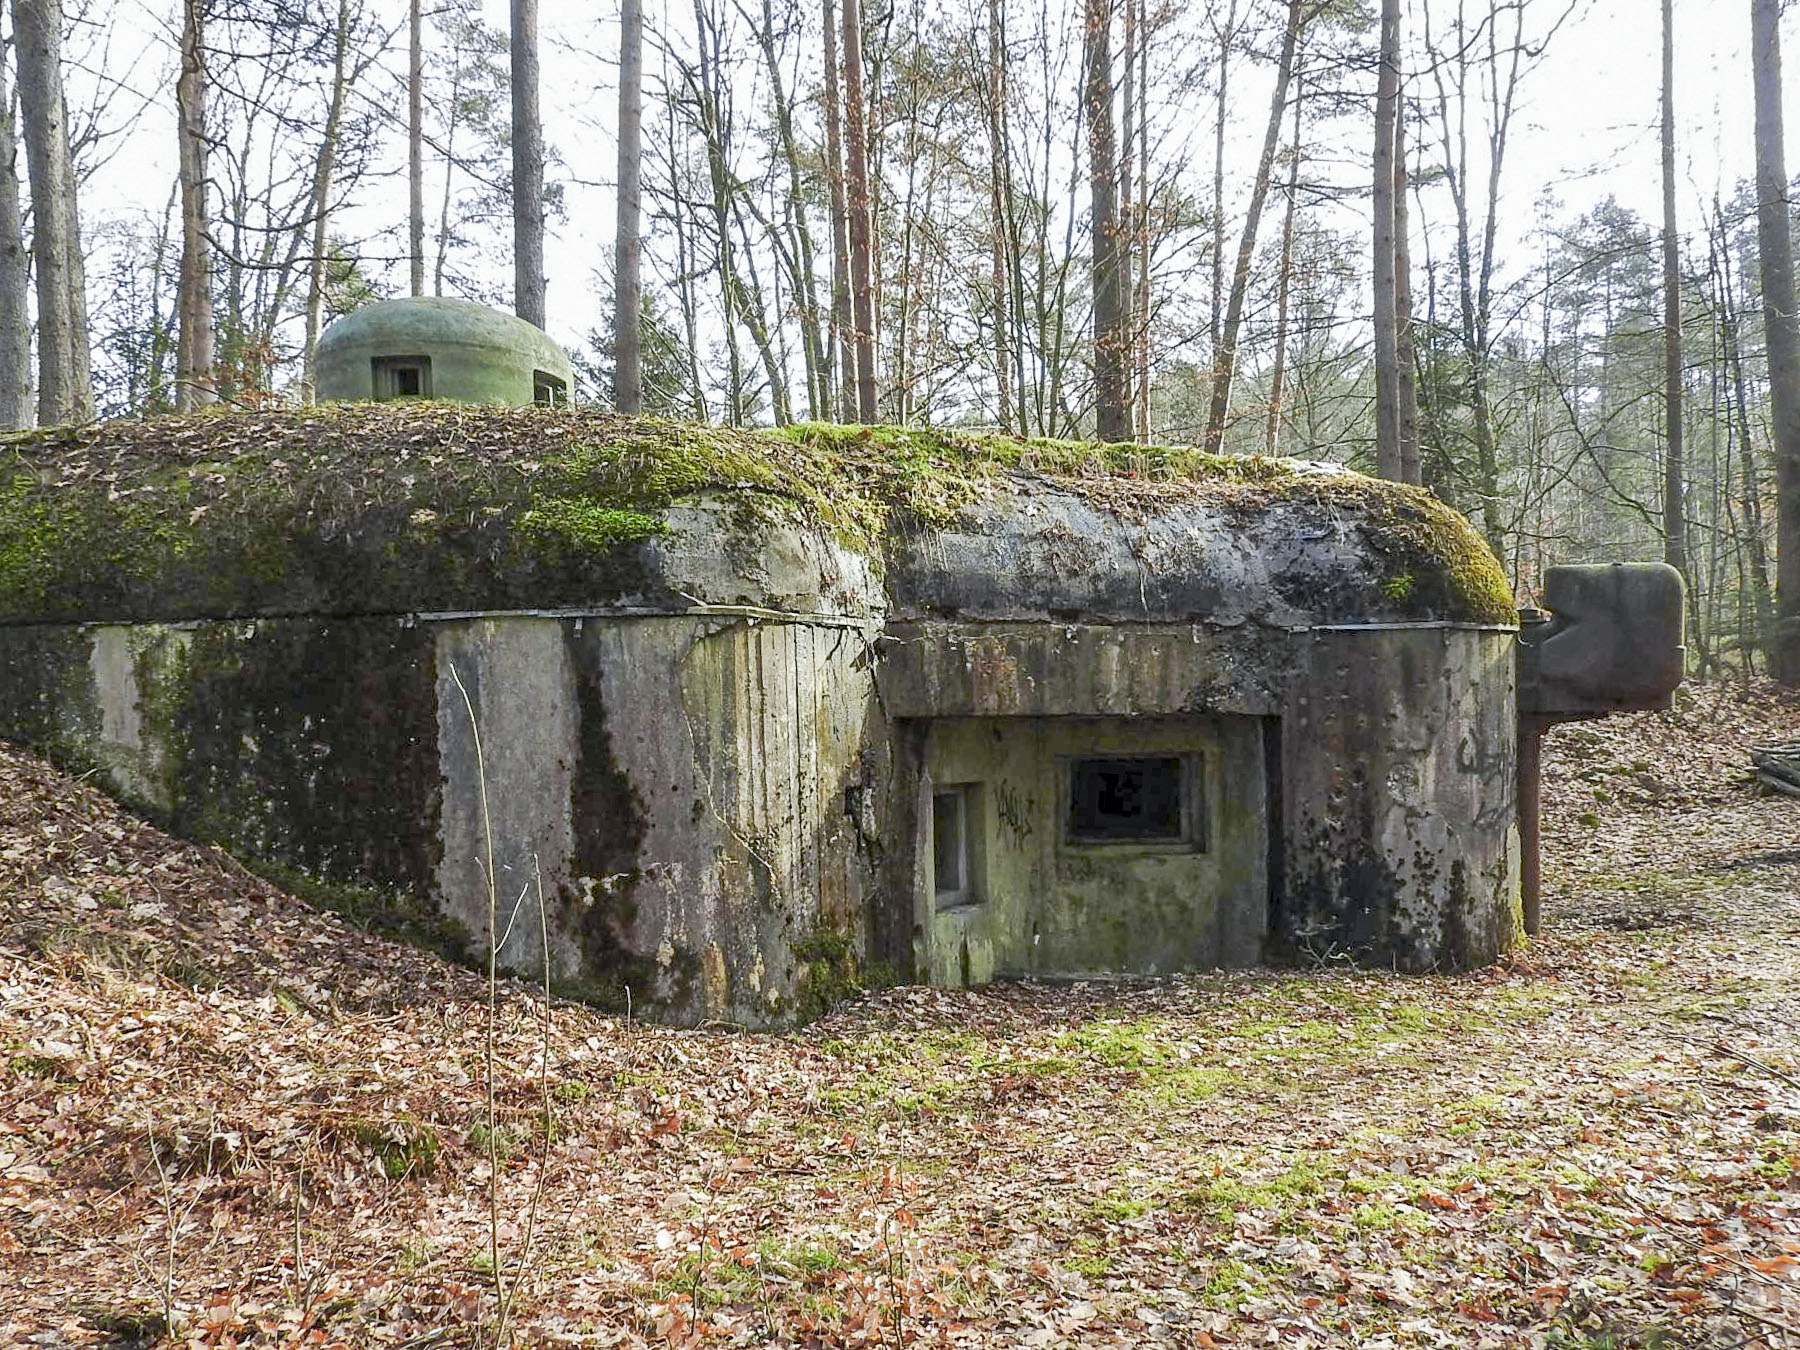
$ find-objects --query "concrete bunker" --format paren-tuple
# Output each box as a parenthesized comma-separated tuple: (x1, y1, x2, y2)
(0, 407, 1674, 1025)
(314, 297, 573, 407)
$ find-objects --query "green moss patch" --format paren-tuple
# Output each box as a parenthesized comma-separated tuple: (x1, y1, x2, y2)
(0, 405, 1510, 624)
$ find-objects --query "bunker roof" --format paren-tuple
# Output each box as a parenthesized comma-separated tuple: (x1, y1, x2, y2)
(0, 404, 1514, 627)
(314, 297, 573, 406)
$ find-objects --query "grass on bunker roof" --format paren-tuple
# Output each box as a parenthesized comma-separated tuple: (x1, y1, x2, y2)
(0, 404, 1514, 624)
(7, 683, 1797, 1348)
(0, 404, 1304, 540)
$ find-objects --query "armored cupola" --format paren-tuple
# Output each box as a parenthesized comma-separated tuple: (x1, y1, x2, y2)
(314, 296, 573, 407)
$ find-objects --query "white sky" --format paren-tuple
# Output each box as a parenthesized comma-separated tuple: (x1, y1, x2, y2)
(67, 0, 1800, 367)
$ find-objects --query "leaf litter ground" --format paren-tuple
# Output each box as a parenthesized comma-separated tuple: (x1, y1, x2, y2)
(3, 683, 1798, 1348)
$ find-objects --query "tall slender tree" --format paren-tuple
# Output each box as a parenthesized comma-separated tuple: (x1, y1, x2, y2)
(0, 29, 31, 429)
(1371, 0, 1401, 479)
(614, 0, 642, 413)
(175, 0, 214, 409)
(12, 0, 91, 423)
(985, 0, 1013, 432)
(1753, 0, 1800, 683)
(300, 0, 357, 396)
(1209, 0, 1239, 362)
(1394, 85, 1419, 485)
(1266, 56, 1303, 458)
(511, 0, 545, 328)
(1203, 0, 1304, 455)
(1661, 0, 1685, 577)
(842, 0, 876, 422)
(408, 0, 424, 297)
(1086, 0, 1127, 441)
(822, 0, 852, 420)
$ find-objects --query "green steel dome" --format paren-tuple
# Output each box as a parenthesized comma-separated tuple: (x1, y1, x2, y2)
(314, 297, 574, 407)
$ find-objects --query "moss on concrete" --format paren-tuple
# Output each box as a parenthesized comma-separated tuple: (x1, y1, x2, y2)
(0, 405, 1510, 624)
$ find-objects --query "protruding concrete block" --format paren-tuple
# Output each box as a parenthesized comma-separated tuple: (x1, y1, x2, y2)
(1518, 563, 1685, 715)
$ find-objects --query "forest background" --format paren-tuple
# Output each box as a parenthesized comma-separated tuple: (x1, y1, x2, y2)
(3, 0, 1799, 680)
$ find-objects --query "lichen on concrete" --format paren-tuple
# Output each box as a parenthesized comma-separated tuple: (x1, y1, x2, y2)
(0, 405, 1510, 626)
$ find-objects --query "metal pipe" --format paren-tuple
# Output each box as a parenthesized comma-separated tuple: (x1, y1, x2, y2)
(1518, 712, 1545, 936)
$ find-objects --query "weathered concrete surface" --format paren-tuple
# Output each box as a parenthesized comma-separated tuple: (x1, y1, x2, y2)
(434, 619, 581, 982)
(0, 424, 1528, 1020)
(1278, 627, 1521, 969)
(919, 715, 1267, 985)
(0, 607, 892, 1028)
(315, 298, 573, 406)
(650, 493, 882, 618)
(886, 473, 1503, 626)
(886, 620, 1519, 976)
(879, 621, 1292, 719)
(1519, 563, 1685, 715)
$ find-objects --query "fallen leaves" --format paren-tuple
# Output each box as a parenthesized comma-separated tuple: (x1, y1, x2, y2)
(2, 683, 1799, 1347)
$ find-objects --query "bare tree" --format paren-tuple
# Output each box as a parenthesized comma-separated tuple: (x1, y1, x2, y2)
(300, 0, 362, 396)
(984, 0, 1013, 431)
(842, 0, 876, 421)
(0, 28, 32, 428)
(511, 0, 545, 328)
(409, 0, 423, 297)
(1418, 0, 1576, 552)
(174, 0, 214, 410)
(1372, 0, 1401, 479)
(1753, 0, 1800, 684)
(750, 0, 825, 420)
(1661, 0, 1685, 577)
(1086, 0, 1127, 440)
(13, 0, 93, 423)
(822, 0, 852, 420)
(614, 0, 642, 413)
(1266, 52, 1303, 457)
(1394, 87, 1419, 485)
(1202, 0, 1304, 456)
(1208, 0, 1239, 361)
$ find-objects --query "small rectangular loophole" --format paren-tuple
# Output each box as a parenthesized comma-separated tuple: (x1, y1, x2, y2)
(932, 785, 981, 908)
(1067, 756, 1186, 843)
(534, 370, 568, 407)
(372, 355, 432, 400)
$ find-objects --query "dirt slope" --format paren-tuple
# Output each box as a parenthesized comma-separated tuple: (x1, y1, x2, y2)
(3, 683, 1799, 1348)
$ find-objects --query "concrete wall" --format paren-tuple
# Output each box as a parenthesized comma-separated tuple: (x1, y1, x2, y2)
(917, 715, 1267, 985)
(881, 619, 1521, 974)
(0, 610, 888, 1027)
(0, 610, 1520, 1020)
(1277, 627, 1522, 969)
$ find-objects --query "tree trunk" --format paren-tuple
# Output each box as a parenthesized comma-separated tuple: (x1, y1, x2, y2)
(13, 0, 91, 424)
(1371, 0, 1401, 479)
(1086, 0, 1127, 441)
(1661, 0, 1685, 577)
(511, 0, 546, 328)
(1716, 200, 1776, 659)
(1209, 0, 1237, 361)
(1133, 0, 1150, 439)
(842, 0, 877, 423)
(755, 0, 824, 420)
(0, 39, 32, 428)
(986, 0, 1013, 432)
(301, 0, 351, 400)
(614, 0, 643, 413)
(1118, 0, 1135, 438)
(174, 0, 214, 411)
(1754, 0, 1800, 684)
(1394, 88, 1419, 485)
(1202, 0, 1303, 456)
(1266, 61, 1302, 459)
(823, 0, 854, 421)
(409, 0, 424, 297)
